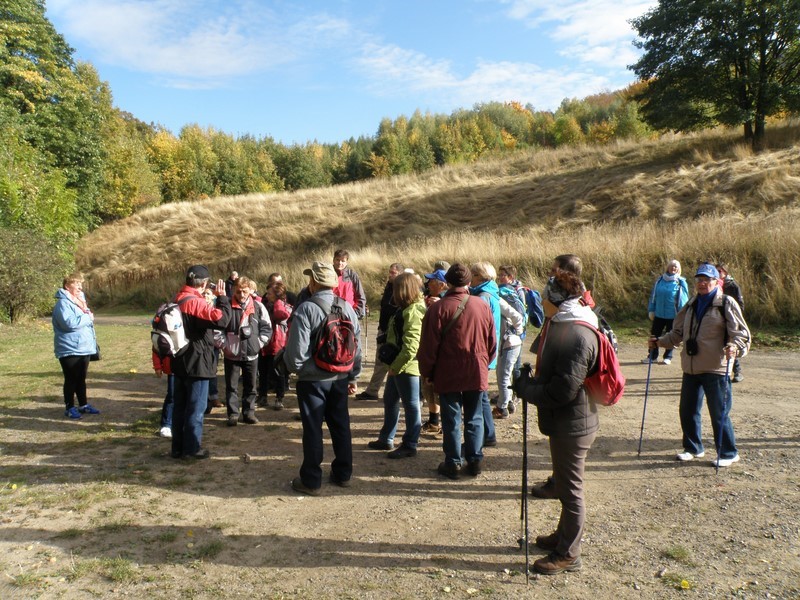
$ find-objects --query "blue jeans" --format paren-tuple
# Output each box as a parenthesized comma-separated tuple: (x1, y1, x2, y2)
(172, 376, 209, 456)
(296, 378, 352, 489)
(481, 385, 496, 444)
(161, 373, 175, 428)
(378, 374, 421, 449)
(497, 345, 521, 410)
(679, 372, 737, 459)
(440, 390, 483, 466)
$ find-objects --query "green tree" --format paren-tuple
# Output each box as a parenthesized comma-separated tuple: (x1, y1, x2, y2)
(631, 0, 800, 149)
(0, 227, 70, 323)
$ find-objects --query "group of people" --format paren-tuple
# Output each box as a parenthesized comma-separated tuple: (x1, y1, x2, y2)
(52, 251, 751, 576)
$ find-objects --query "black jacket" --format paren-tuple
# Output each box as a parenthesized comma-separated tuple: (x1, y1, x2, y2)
(378, 280, 397, 333)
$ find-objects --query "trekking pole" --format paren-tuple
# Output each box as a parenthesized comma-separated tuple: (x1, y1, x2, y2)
(637, 356, 653, 457)
(363, 306, 369, 366)
(716, 357, 732, 476)
(513, 363, 532, 583)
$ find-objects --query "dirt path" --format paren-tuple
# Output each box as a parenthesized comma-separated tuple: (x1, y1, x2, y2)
(1, 338, 798, 599)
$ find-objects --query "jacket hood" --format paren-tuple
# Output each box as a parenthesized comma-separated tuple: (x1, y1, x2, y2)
(470, 279, 500, 298)
(550, 298, 599, 327)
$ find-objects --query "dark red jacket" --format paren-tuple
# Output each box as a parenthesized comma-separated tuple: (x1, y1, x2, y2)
(417, 288, 497, 394)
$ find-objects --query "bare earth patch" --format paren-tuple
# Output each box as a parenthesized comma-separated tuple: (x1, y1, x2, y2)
(1, 324, 798, 598)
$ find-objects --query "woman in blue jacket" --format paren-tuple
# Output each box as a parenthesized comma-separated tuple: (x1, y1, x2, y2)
(644, 259, 688, 365)
(53, 274, 100, 419)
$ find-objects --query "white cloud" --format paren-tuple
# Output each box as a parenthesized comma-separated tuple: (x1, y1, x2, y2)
(354, 44, 610, 111)
(46, 0, 351, 88)
(499, 0, 655, 68)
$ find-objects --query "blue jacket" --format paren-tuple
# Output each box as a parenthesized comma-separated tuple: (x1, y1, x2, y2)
(470, 280, 501, 370)
(648, 275, 689, 319)
(52, 289, 97, 358)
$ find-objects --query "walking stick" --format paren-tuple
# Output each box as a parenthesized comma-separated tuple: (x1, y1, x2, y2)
(514, 363, 532, 583)
(637, 356, 653, 457)
(363, 305, 369, 366)
(716, 357, 732, 476)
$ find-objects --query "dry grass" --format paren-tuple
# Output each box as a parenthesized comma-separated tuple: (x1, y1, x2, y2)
(76, 122, 800, 323)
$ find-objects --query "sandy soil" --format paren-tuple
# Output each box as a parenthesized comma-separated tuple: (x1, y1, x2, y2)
(1, 320, 798, 599)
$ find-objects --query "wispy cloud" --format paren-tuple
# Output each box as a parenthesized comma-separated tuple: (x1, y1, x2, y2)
(499, 0, 654, 69)
(46, 0, 351, 88)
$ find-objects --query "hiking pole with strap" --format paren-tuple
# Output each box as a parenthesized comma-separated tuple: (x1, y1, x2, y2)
(716, 356, 732, 475)
(637, 356, 653, 457)
(363, 305, 369, 367)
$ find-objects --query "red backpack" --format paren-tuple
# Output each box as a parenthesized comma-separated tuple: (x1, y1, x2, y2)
(308, 296, 357, 373)
(575, 321, 625, 406)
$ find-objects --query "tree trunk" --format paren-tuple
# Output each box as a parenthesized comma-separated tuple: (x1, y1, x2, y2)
(743, 121, 754, 140)
(752, 115, 766, 152)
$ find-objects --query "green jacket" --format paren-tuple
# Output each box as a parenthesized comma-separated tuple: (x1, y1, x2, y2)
(387, 300, 426, 376)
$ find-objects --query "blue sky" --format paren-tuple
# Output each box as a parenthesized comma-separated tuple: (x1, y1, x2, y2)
(45, 0, 655, 144)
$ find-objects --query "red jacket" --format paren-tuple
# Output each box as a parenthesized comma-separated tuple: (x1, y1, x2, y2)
(417, 288, 497, 394)
(152, 351, 172, 375)
(334, 267, 366, 318)
(264, 298, 291, 355)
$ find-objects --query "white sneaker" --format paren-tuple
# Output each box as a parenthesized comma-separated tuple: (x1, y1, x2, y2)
(662, 358, 672, 365)
(676, 450, 705, 461)
(712, 454, 740, 467)
(159, 426, 172, 438)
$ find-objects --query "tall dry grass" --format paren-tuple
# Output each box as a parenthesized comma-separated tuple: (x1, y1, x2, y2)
(76, 122, 800, 324)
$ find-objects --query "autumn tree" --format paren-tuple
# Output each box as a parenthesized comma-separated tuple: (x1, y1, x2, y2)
(631, 0, 800, 149)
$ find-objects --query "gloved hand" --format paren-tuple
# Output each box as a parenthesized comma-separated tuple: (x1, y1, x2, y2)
(648, 311, 655, 321)
(512, 363, 535, 399)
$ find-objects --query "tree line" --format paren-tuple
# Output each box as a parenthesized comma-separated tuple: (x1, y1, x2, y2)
(2, 0, 800, 322)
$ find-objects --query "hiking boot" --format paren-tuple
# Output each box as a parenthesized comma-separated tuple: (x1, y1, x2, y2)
(79, 404, 100, 415)
(274, 399, 284, 411)
(712, 454, 740, 467)
(65, 407, 82, 420)
(465, 459, 482, 477)
(209, 397, 223, 408)
(291, 477, 320, 496)
(641, 357, 653, 364)
(532, 553, 582, 575)
(256, 395, 268, 408)
(387, 445, 417, 459)
(483, 438, 497, 448)
(329, 473, 352, 488)
(367, 440, 393, 451)
(421, 420, 442, 435)
(489, 393, 499, 405)
(243, 413, 259, 425)
(535, 532, 559, 551)
(530, 476, 557, 499)
(184, 448, 210, 460)
(355, 391, 379, 400)
(437, 461, 461, 480)
(676, 450, 705, 461)
(732, 372, 743, 383)
(227, 415, 239, 427)
(492, 407, 509, 419)
(159, 426, 172, 438)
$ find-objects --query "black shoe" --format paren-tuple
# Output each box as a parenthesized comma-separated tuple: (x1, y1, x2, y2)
(355, 391, 379, 400)
(507, 400, 516, 414)
(184, 449, 210, 460)
(483, 438, 497, 448)
(531, 476, 558, 499)
(367, 440, 393, 451)
(387, 445, 417, 459)
(243, 414, 258, 424)
(227, 415, 239, 427)
(291, 477, 320, 496)
(170, 451, 182, 459)
(329, 473, 352, 488)
(465, 459, 482, 476)
(437, 461, 461, 480)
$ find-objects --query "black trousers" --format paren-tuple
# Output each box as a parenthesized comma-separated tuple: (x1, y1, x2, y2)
(224, 357, 258, 417)
(296, 378, 352, 489)
(59, 355, 90, 409)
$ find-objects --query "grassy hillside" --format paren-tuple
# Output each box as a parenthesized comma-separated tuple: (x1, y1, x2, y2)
(76, 122, 800, 325)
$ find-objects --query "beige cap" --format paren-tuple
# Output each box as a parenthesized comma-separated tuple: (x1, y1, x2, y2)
(303, 261, 339, 288)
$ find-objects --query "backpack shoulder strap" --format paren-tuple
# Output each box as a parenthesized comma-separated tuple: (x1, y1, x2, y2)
(442, 295, 470, 336)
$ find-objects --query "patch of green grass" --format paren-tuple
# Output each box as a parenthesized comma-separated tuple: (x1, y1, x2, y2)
(53, 528, 84, 539)
(662, 545, 693, 564)
(194, 540, 224, 559)
(9, 571, 44, 587)
(64, 558, 98, 582)
(98, 518, 133, 534)
(661, 572, 696, 590)
(129, 414, 160, 436)
(156, 530, 179, 543)
(98, 556, 141, 583)
(168, 476, 191, 488)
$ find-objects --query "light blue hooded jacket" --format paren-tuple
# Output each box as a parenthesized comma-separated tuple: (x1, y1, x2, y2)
(52, 288, 97, 358)
(470, 279, 501, 370)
